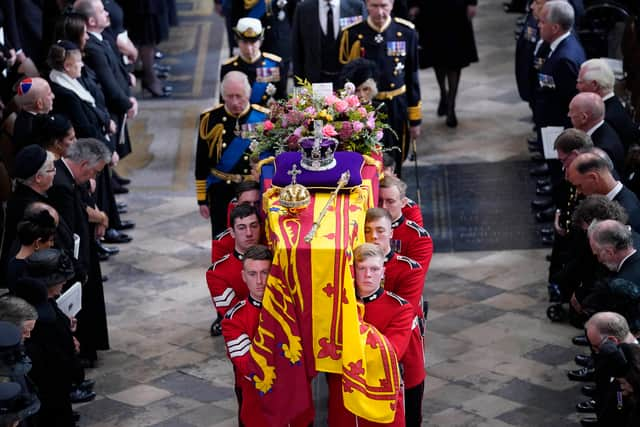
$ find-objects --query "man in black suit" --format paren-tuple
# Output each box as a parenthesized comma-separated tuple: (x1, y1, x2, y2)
(588, 220, 640, 281)
(12, 77, 54, 156)
(569, 92, 625, 174)
(47, 137, 112, 366)
(567, 152, 640, 232)
(73, 0, 137, 159)
(292, 0, 366, 84)
(577, 58, 640, 150)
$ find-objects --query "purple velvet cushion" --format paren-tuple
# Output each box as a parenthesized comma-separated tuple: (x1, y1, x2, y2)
(272, 152, 364, 188)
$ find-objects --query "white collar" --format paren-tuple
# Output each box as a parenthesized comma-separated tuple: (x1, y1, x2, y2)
(585, 120, 605, 137)
(49, 69, 96, 108)
(550, 31, 571, 53)
(617, 249, 637, 272)
(606, 181, 623, 200)
(88, 31, 103, 42)
(602, 92, 615, 101)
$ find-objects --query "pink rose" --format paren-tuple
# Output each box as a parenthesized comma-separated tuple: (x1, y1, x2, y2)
(322, 124, 338, 137)
(293, 126, 304, 137)
(376, 130, 384, 141)
(357, 107, 368, 118)
(325, 94, 339, 106)
(352, 121, 364, 133)
(345, 95, 360, 108)
(334, 100, 349, 113)
(366, 115, 376, 130)
(263, 120, 274, 131)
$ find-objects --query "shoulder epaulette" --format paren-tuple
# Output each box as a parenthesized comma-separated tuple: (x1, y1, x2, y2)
(394, 17, 415, 30)
(263, 52, 282, 62)
(386, 291, 409, 305)
(252, 104, 270, 114)
(342, 20, 362, 31)
(222, 55, 239, 65)
(209, 253, 231, 271)
(397, 255, 421, 270)
(201, 104, 224, 116)
(225, 299, 247, 319)
(406, 220, 430, 238)
(214, 228, 232, 241)
(406, 198, 417, 207)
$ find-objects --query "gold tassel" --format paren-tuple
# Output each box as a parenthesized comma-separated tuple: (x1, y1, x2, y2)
(199, 113, 225, 161)
(339, 31, 361, 65)
(244, 0, 259, 10)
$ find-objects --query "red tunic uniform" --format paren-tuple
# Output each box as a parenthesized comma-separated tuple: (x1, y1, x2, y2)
(328, 288, 414, 427)
(402, 198, 423, 227)
(206, 250, 247, 317)
(391, 216, 433, 279)
(383, 251, 426, 386)
(211, 228, 235, 263)
(222, 297, 266, 427)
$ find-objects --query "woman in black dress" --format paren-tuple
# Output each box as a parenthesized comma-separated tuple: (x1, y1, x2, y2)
(415, 0, 479, 127)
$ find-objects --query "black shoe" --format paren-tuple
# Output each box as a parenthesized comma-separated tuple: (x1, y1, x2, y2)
(155, 50, 165, 60)
(540, 227, 554, 236)
(541, 235, 554, 246)
(545, 254, 552, 262)
(527, 136, 538, 145)
(535, 207, 556, 222)
(103, 229, 132, 244)
(537, 177, 551, 186)
(113, 172, 131, 186)
(78, 379, 95, 392)
(572, 335, 590, 346)
(446, 111, 458, 128)
(113, 185, 129, 194)
(153, 63, 171, 73)
(96, 240, 120, 255)
(531, 198, 554, 209)
(528, 145, 542, 154)
(102, 275, 108, 282)
(536, 184, 553, 196)
(116, 201, 128, 209)
(98, 252, 110, 262)
(580, 416, 598, 427)
(576, 399, 597, 413)
(70, 389, 96, 403)
(582, 384, 597, 398)
(117, 206, 128, 214)
(210, 318, 222, 337)
(575, 354, 593, 368)
(114, 220, 135, 231)
(530, 163, 550, 176)
(437, 98, 447, 116)
(568, 367, 595, 382)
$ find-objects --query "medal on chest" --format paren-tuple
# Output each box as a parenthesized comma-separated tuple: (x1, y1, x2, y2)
(374, 33, 384, 44)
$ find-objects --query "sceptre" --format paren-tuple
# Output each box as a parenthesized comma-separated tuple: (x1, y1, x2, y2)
(304, 171, 350, 243)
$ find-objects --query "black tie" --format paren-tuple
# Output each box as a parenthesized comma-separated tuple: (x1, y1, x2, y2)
(326, 1, 334, 40)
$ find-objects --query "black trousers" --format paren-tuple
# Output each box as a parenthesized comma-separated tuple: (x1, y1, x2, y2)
(404, 381, 425, 427)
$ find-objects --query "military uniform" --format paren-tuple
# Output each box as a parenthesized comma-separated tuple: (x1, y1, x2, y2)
(402, 197, 423, 226)
(195, 103, 269, 237)
(339, 17, 422, 173)
(206, 250, 247, 317)
(219, 52, 286, 106)
(222, 296, 265, 427)
(327, 288, 413, 426)
(391, 215, 433, 276)
(211, 228, 235, 263)
(383, 251, 426, 426)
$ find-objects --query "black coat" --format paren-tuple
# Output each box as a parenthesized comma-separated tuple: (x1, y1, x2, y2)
(13, 0, 43, 65)
(591, 121, 626, 174)
(614, 186, 640, 233)
(291, 0, 367, 83)
(50, 82, 114, 152)
(83, 33, 132, 157)
(417, 0, 478, 69)
(25, 299, 77, 426)
(12, 111, 48, 156)
(46, 159, 109, 358)
(605, 96, 640, 150)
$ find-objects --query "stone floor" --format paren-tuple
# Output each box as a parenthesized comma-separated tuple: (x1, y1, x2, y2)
(76, 0, 587, 425)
